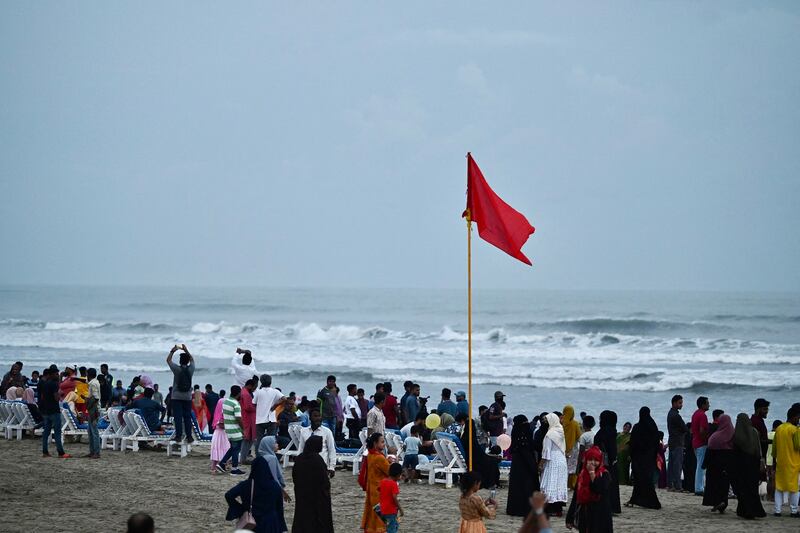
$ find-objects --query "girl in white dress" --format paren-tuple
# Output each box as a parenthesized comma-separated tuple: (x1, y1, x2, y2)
(539, 412, 569, 515)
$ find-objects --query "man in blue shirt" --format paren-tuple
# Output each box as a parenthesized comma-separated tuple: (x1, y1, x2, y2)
(437, 388, 458, 417)
(456, 391, 470, 417)
(404, 383, 421, 423)
(126, 387, 166, 432)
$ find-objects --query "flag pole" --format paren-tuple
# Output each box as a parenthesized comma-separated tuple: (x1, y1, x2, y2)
(466, 212, 473, 472)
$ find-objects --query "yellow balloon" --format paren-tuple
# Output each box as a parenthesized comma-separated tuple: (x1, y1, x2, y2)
(425, 413, 441, 430)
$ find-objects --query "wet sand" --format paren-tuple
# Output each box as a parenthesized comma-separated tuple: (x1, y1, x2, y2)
(0, 437, 795, 532)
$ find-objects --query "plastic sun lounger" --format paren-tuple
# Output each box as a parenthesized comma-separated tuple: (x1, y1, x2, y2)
(7, 402, 37, 440)
(101, 407, 127, 450)
(121, 410, 174, 452)
(278, 423, 303, 468)
(167, 412, 212, 458)
(0, 401, 16, 439)
(61, 405, 88, 437)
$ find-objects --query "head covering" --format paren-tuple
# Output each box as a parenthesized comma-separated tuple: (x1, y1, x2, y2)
(511, 415, 532, 452)
(545, 413, 566, 453)
(577, 446, 608, 504)
(456, 391, 466, 399)
(733, 413, 761, 456)
(562, 405, 581, 450)
(302, 435, 323, 457)
(433, 413, 455, 436)
(630, 406, 660, 451)
(708, 414, 735, 450)
(22, 388, 35, 404)
(139, 374, 154, 389)
(594, 410, 618, 463)
(212, 399, 225, 428)
(249, 452, 281, 493)
(5, 386, 22, 400)
(257, 436, 285, 487)
(258, 436, 278, 459)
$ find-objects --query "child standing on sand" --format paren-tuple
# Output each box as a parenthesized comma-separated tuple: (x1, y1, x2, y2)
(458, 471, 496, 533)
(374, 463, 404, 533)
(402, 426, 421, 482)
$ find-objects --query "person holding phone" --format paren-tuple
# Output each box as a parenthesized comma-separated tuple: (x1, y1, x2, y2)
(166, 344, 195, 443)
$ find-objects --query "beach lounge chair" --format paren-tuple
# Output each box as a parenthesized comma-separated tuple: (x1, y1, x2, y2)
(348, 428, 369, 475)
(0, 401, 16, 439)
(101, 407, 127, 450)
(166, 412, 212, 458)
(120, 410, 174, 452)
(6, 401, 37, 440)
(61, 404, 88, 438)
(278, 423, 304, 468)
(415, 441, 443, 484)
(432, 433, 469, 488)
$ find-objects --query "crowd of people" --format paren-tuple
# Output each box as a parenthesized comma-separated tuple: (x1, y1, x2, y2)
(2, 348, 800, 533)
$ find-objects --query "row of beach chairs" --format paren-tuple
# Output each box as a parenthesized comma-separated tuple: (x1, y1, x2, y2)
(2, 400, 505, 489)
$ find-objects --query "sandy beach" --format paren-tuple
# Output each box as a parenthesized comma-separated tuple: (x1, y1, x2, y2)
(1, 436, 795, 533)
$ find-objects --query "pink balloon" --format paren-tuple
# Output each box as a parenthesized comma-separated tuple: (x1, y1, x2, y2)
(497, 433, 512, 451)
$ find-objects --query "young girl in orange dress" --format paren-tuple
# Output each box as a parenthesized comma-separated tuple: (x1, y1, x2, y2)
(458, 471, 496, 533)
(361, 433, 391, 533)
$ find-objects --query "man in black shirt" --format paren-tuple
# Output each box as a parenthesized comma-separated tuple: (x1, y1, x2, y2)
(39, 367, 71, 458)
(666, 394, 686, 491)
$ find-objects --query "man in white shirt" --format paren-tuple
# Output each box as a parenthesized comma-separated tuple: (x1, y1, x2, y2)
(367, 392, 386, 437)
(252, 374, 284, 448)
(344, 383, 362, 440)
(298, 407, 337, 477)
(84, 367, 102, 458)
(231, 348, 259, 387)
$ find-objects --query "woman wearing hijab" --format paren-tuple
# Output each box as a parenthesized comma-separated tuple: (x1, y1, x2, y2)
(593, 410, 621, 514)
(562, 405, 581, 489)
(616, 422, 632, 486)
(225, 450, 288, 533)
(360, 432, 390, 533)
(532, 412, 549, 459)
(732, 413, 766, 519)
(432, 413, 455, 439)
(507, 415, 540, 517)
(192, 388, 209, 433)
(566, 445, 613, 532)
(702, 413, 735, 513)
(540, 412, 569, 516)
(460, 419, 500, 490)
(291, 435, 334, 533)
(625, 407, 661, 509)
(258, 436, 292, 504)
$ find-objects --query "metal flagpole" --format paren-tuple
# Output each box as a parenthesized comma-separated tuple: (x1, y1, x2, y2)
(467, 212, 473, 471)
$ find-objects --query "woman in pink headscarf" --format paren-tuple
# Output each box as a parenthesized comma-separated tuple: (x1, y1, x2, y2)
(702, 414, 735, 513)
(209, 398, 230, 474)
(192, 388, 209, 433)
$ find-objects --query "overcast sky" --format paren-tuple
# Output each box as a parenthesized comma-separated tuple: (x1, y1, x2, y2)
(1, 2, 798, 291)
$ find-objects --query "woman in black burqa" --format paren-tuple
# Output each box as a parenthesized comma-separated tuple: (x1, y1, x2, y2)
(625, 406, 661, 509)
(291, 435, 334, 532)
(731, 414, 766, 519)
(225, 446, 288, 533)
(506, 415, 540, 517)
(460, 419, 500, 489)
(593, 410, 621, 514)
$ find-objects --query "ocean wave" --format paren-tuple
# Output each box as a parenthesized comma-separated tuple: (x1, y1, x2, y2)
(45, 321, 109, 330)
(541, 317, 731, 335)
(191, 322, 261, 335)
(0, 319, 177, 332)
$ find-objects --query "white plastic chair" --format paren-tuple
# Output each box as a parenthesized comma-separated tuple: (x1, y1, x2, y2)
(121, 411, 174, 452)
(7, 402, 36, 440)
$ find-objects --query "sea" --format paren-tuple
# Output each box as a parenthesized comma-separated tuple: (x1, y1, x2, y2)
(1, 286, 797, 427)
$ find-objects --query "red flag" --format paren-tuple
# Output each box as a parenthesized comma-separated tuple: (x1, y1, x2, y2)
(463, 153, 535, 265)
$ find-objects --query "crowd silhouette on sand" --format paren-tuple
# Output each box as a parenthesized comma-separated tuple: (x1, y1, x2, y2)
(2, 346, 799, 533)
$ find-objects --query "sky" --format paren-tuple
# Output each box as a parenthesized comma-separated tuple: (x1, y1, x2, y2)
(1, 2, 798, 291)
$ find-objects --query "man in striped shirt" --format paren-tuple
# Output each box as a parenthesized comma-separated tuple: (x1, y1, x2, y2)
(217, 385, 246, 475)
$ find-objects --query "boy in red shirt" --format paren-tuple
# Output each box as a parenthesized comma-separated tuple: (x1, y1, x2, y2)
(374, 462, 404, 533)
